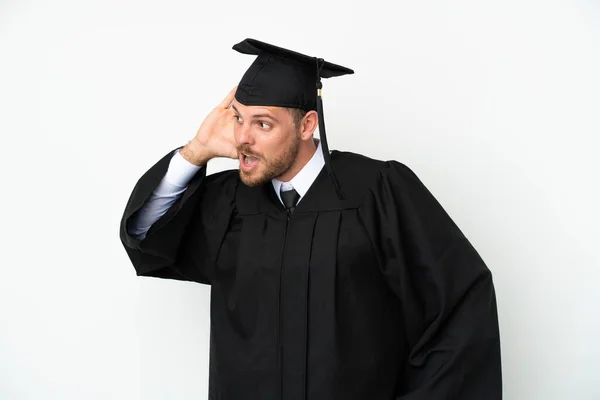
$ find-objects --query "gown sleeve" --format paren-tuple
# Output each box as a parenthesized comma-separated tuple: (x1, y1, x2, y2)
(358, 160, 502, 399)
(119, 146, 238, 284)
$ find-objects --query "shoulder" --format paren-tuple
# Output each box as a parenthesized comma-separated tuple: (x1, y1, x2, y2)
(331, 150, 386, 175)
(331, 150, 417, 198)
(331, 149, 416, 174)
(182, 168, 240, 210)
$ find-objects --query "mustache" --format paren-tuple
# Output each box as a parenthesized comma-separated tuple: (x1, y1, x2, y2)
(237, 145, 263, 159)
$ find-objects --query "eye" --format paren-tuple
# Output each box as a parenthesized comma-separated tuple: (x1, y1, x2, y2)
(234, 115, 242, 123)
(258, 121, 271, 130)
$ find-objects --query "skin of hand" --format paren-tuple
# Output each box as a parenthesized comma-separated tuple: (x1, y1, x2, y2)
(180, 86, 239, 166)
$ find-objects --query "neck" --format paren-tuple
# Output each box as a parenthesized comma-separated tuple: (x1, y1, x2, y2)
(276, 138, 318, 182)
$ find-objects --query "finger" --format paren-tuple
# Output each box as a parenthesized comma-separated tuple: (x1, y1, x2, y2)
(219, 85, 238, 109)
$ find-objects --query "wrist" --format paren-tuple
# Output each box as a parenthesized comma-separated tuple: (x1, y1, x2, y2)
(180, 140, 212, 166)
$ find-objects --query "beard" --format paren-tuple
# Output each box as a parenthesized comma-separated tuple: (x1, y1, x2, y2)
(238, 133, 301, 187)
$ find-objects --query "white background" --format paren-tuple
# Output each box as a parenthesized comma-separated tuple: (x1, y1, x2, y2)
(1, 0, 599, 399)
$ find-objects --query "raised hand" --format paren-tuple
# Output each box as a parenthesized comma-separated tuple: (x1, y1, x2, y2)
(180, 86, 239, 166)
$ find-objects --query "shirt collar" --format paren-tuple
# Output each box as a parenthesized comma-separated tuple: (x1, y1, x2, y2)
(272, 139, 324, 205)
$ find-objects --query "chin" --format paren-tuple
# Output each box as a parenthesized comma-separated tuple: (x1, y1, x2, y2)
(239, 170, 268, 187)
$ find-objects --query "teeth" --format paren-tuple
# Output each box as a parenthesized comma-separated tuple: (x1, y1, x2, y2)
(244, 154, 259, 167)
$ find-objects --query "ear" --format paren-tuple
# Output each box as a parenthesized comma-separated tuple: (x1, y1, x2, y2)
(300, 110, 319, 141)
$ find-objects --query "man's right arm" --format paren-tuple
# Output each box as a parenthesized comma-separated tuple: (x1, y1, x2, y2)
(128, 148, 202, 241)
(119, 144, 237, 284)
(119, 86, 239, 283)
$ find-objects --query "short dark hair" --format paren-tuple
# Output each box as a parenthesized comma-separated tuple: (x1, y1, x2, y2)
(289, 108, 308, 129)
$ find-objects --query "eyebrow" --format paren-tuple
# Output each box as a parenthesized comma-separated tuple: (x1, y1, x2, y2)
(231, 104, 279, 122)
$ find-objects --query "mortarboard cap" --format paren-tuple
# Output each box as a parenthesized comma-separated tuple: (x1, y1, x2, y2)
(232, 38, 354, 199)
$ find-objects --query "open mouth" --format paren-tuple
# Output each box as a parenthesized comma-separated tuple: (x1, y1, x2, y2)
(240, 152, 260, 171)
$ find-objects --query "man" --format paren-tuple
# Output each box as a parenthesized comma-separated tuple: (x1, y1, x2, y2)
(119, 38, 502, 399)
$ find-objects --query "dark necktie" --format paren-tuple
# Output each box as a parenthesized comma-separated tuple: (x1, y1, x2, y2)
(280, 187, 300, 214)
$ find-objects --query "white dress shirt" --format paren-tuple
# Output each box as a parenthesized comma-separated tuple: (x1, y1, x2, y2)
(128, 140, 324, 240)
(271, 139, 324, 205)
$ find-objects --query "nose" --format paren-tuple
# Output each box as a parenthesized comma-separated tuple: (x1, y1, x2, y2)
(234, 121, 254, 146)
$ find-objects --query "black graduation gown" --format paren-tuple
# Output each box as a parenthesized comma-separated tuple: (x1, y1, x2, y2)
(119, 147, 502, 400)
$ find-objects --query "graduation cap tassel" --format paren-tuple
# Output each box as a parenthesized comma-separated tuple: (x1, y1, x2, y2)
(316, 58, 345, 200)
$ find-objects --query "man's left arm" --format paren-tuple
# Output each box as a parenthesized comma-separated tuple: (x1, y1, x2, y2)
(359, 160, 502, 399)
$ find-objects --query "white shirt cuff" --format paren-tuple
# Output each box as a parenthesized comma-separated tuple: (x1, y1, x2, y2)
(160, 149, 202, 190)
